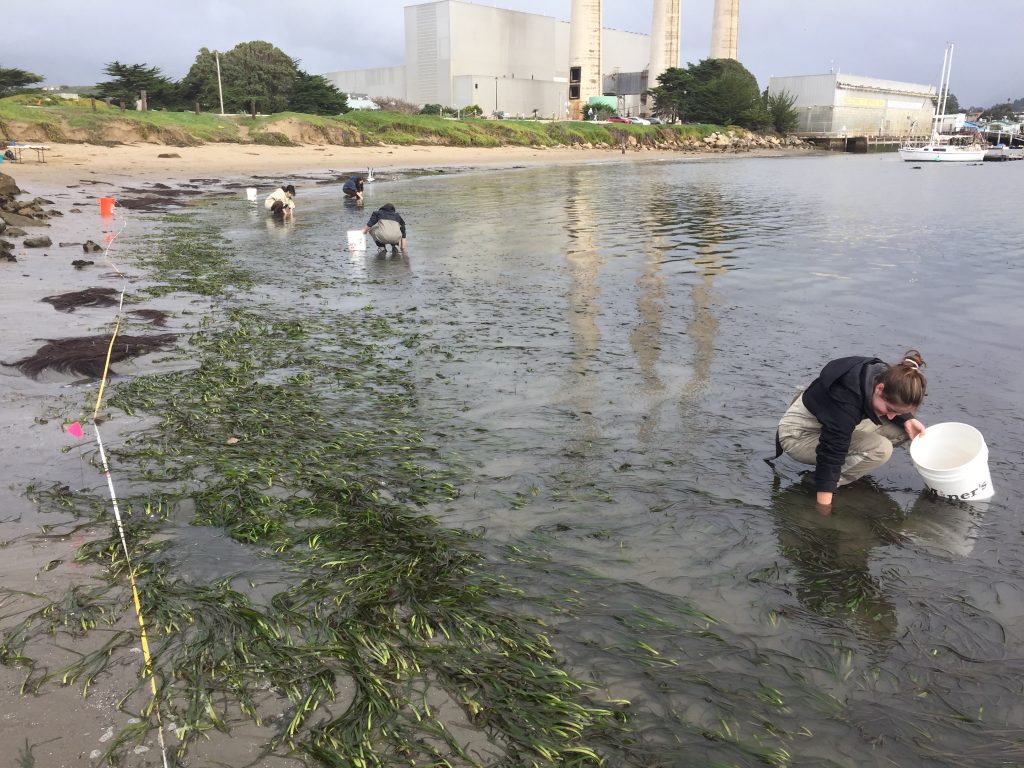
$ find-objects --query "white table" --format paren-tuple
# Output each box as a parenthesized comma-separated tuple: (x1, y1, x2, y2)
(5, 143, 50, 162)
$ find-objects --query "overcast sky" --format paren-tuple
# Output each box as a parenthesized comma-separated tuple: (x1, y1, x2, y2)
(6, 0, 1020, 108)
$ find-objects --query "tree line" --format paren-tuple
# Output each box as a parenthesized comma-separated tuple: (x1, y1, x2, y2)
(1, 41, 349, 116)
(649, 59, 798, 132)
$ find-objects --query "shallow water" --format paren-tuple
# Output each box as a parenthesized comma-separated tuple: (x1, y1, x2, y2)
(152, 156, 1024, 764)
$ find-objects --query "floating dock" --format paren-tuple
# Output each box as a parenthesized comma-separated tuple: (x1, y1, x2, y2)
(984, 146, 1024, 161)
(801, 134, 1022, 159)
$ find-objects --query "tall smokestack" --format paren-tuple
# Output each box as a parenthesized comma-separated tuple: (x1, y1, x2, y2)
(647, 0, 681, 114)
(709, 0, 740, 60)
(568, 0, 601, 120)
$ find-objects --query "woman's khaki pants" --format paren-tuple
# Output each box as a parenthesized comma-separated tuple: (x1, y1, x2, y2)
(778, 395, 906, 486)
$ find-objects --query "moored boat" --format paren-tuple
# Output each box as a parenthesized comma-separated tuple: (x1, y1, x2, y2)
(900, 142, 986, 162)
(900, 43, 986, 163)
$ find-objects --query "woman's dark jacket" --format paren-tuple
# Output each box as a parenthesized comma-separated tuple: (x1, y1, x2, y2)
(801, 356, 910, 493)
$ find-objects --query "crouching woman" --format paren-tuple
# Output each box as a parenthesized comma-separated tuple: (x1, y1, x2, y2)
(264, 184, 296, 220)
(362, 203, 406, 256)
(777, 351, 927, 507)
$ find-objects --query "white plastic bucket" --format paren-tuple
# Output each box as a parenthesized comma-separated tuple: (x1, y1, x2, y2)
(246, 187, 258, 202)
(910, 422, 994, 502)
(346, 230, 366, 251)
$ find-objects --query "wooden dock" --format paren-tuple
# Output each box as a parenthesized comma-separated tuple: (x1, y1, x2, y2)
(800, 134, 929, 153)
(799, 134, 1015, 156)
(984, 146, 1024, 161)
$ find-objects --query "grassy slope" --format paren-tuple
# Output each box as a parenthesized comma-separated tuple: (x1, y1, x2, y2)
(0, 94, 733, 148)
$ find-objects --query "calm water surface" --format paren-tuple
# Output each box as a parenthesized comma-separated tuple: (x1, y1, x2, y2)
(209, 154, 1024, 766)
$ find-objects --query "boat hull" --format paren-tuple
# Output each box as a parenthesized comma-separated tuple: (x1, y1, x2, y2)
(899, 146, 986, 162)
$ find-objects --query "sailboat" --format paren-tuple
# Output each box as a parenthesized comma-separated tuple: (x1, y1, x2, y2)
(899, 43, 986, 162)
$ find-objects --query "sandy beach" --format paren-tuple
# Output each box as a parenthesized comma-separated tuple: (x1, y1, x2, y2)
(7, 141, 707, 192)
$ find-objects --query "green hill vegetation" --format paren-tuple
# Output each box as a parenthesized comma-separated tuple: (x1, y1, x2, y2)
(0, 93, 749, 150)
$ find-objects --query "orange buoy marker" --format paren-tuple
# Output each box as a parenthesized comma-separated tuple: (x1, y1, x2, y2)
(99, 197, 116, 217)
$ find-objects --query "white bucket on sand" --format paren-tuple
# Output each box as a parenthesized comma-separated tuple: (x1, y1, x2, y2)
(910, 422, 994, 502)
(346, 230, 366, 251)
(246, 187, 258, 202)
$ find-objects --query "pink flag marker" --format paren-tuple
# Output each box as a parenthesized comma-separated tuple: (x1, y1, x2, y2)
(66, 422, 84, 439)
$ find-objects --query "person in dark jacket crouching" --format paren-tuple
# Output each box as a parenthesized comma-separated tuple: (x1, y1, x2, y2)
(776, 350, 927, 507)
(362, 203, 406, 256)
(342, 175, 365, 203)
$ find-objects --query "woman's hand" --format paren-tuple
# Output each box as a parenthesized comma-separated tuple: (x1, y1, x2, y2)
(904, 418, 926, 440)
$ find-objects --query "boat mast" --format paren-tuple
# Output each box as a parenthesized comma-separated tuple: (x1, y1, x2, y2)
(939, 43, 953, 117)
(934, 42, 954, 137)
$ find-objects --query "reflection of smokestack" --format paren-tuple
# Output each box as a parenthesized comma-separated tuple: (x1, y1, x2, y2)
(569, 0, 601, 120)
(709, 0, 740, 60)
(649, 0, 680, 93)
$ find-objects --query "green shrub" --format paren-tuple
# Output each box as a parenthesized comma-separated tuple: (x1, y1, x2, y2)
(249, 131, 292, 146)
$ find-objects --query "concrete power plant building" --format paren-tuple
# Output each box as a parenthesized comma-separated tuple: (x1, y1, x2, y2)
(564, 0, 686, 120)
(605, 0, 681, 117)
(324, 0, 693, 120)
(568, 0, 602, 120)
(325, 0, 649, 120)
(709, 0, 740, 60)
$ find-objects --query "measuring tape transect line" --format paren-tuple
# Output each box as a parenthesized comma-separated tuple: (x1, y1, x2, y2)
(89, 208, 171, 768)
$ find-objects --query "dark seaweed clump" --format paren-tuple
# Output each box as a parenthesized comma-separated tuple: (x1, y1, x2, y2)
(128, 309, 170, 326)
(4, 333, 177, 378)
(41, 287, 120, 312)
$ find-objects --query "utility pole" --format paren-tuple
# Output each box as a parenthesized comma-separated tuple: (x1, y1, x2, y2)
(215, 51, 225, 115)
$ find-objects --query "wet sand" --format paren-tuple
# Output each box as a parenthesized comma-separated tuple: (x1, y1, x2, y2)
(8, 141, 711, 191)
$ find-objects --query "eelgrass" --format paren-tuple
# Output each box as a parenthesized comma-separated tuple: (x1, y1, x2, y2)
(16, 739, 35, 768)
(6, 207, 1021, 768)
(2, 216, 627, 766)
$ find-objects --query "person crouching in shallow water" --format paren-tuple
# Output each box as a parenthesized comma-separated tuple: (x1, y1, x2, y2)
(265, 184, 296, 220)
(362, 203, 406, 256)
(776, 350, 927, 508)
(342, 174, 365, 204)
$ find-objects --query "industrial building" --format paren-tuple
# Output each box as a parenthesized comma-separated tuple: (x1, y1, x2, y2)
(767, 73, 937, 137)
(324, 0, 651, 119)
(605, 0, 735, 117)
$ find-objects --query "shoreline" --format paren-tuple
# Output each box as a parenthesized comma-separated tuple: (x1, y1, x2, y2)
(0, 138, 706, 766)
(6, 141, 821, 193)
